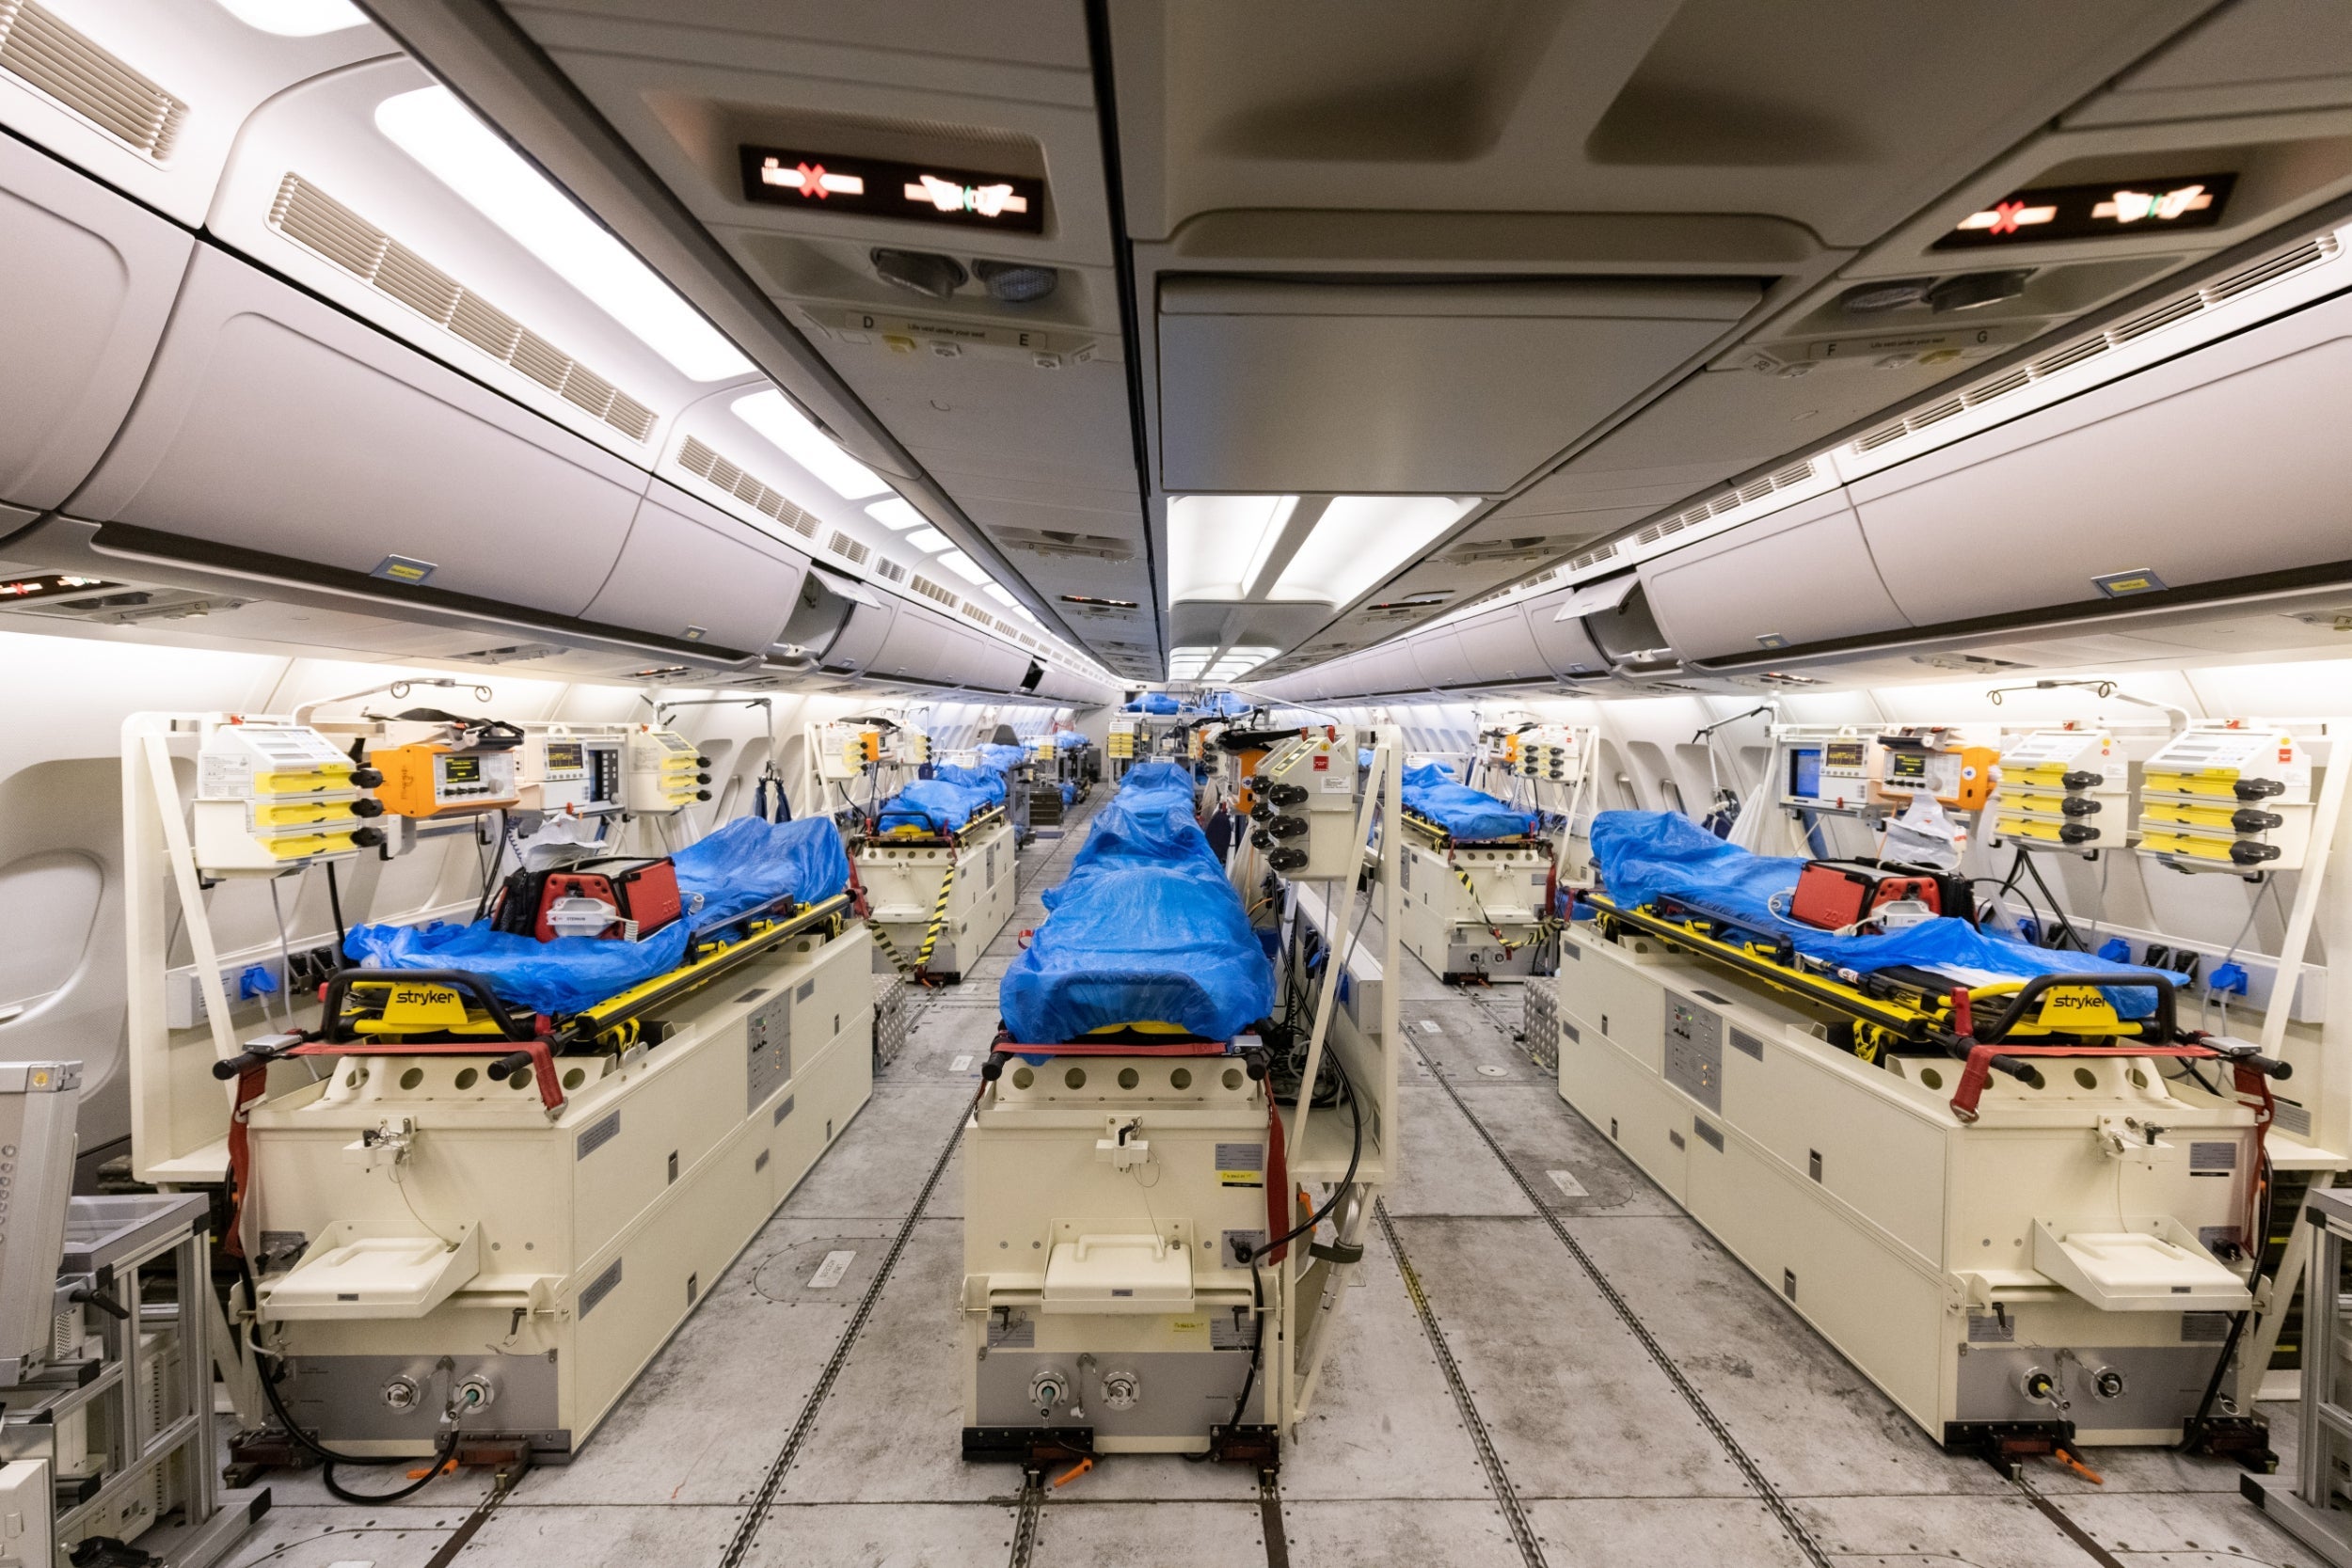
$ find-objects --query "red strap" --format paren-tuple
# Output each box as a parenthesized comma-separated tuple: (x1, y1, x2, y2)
(221, 1062, 271, 1259)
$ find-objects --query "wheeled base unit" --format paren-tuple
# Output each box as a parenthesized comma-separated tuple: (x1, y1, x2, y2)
(1399, 840, 1548, 982)
(858, 818, 1016, 983)
(1549, 925, 2264, 1447)
(246, 926, 876, 1457)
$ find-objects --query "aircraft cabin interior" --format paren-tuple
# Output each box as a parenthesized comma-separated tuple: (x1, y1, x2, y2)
(8, 2, 2352, 1566)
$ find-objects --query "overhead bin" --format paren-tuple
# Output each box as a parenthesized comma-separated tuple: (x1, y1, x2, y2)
(1640, 491, 1910, 662)
(1526, 589, 1611, 678)
(1157, 277, 1761, 493)
(68, 245, 648, 622)
(1851, 290, 2352, 628)
(0, 135, 192, 512)
(579, 482, 804, 657)
(780, 566, 874, 657)
(1409, 629, 1473, 689)
(955, 630, 1033, 693)
(1454, 605, 1547, 684)
(869, 605, 950, 684)
(819, 594, 896, 676)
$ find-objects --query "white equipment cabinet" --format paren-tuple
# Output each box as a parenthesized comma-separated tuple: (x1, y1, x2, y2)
(960, 733, 1403, 1464)
(1552, 925, 2267, 1450)
(856, 817, 1016, 983)
(243, 924, 874, 1457)
(1399, 837, 1551, 982)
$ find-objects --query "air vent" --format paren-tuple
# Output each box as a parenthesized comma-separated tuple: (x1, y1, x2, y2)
(446, 642, 563, 665)
(0, 2, 185, 160)
(14, 586, 239, 624)
(826, 530, 871, 566)
(872, 557, 908, 583)
(676, 436, 820, 539)
(271, 175, 657, 443)
(994, 527, 1136, 562)
(910, 575, 959, 609)
(961, 601, 994, 628)
(1851, 234, 2340, 453)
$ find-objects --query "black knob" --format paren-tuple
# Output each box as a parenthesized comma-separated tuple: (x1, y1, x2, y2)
(2059, 769, 2102, 791)
(350, 798, 386, 817)
(695, 789, 712, 801)
(696, 772, 712, 784)
(1248, 800, 1273, 821)
(351, 827, 387, 848)
(2058, 797, 2100, 817)
(1266, 784, 1308, 808)
(1268, 847, 1310, 873)
(1266, 815, 1309, 839)
(1249, 827, 1275, 850)
(351, 768, 384, 788)
(2232, 808, 2283, 833)
(696, 755, 712, 768)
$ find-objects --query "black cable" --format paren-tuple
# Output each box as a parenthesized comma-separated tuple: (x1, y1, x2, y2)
(470, 811, 509, 924)
(2016, 848, 2088, 952)
(1239, 1055, 1362, 1264)
(254, 1346, 460, 1501)
(324, 861, 348, 957)
(2179, 1307, 2249, 1451)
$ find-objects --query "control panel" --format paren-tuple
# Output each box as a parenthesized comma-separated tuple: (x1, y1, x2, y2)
(371, 741, 521, 817)
(1782, 735, 1877, 813)
(1250, 726, 1361, 879)
(628, 728, 710, 813)
(192, 721, 387, 871)
(2136, 726, 2313, 872)
(1992, 729, 2128, 850)
(517, 728, 623, 816)
(1868, 729, 1999, 812)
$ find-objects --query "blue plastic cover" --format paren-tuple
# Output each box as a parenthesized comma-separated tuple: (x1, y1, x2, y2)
(1404, 763, 1534, 840)
(1588, 811, 2172, 1016)
(876, 779, 989, 833)
(1054, 731, 1089, 750)
(1124, 691, 1183, 714)
(976, 743, 1030, 772)
(930, 763, 1008, 804)
(342, 817, 851, 1016)
(999, 762, 1271, 1041)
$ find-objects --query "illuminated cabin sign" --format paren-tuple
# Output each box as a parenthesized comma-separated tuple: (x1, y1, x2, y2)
(1935, 172, 2234, 249)
(738, 146, 1046, 234)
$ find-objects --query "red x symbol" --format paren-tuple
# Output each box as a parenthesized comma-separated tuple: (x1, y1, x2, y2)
(795, 162, 828, 198)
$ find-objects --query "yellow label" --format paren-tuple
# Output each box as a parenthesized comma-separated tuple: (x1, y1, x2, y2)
(2032, 986, 2122, 1031)
(1218, 1170, 1263, 1187)
(1170, 1317, 1209, 1337)
(379, 982, 469, 1029)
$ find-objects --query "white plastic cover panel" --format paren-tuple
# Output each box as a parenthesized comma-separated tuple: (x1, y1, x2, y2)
(821, 596, 897, 673)
(1640, 491, 1909, 661)
(580, 481, 805, 656)
(0, 135, 191, 511)
(1525, 591, 1611, 677)
(1454, 605, 1546, 683)
(1157, 278, 1759, 493)
(951, 629, 1032, 692)
(1851, 290, 2352, 627)
(869, 607, 949, 682)
(1409, 629, 1473, 689)
(70, 246, 648, 619)
(1356, 646, 1424, 696)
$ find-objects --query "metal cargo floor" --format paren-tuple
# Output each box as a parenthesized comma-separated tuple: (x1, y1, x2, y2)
(220, 798, 2317, 1568)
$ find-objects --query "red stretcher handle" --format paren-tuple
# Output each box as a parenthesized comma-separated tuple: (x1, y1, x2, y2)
(289, 1038, 566, 1113)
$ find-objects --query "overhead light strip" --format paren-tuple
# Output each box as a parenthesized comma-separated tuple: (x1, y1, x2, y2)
(375, 86, 753, 383)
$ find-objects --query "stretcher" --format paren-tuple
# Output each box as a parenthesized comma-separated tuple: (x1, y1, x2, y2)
(1400, 762, 1537, 844)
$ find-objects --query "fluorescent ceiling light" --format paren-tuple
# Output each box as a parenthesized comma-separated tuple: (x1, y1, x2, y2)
(983, 583, 1016, 606)
(1011, 604, 1039, 622)
(1268, 496, 1476, 605)
(375, 87, 753, 382)
(939, 549, 990, 585)
(907, 527, 951, 553)
(1167, 495, 1296, 602)
(216, 0, 368, 34)
(866, 497, 924, 530)
(731, 389, 890, 499)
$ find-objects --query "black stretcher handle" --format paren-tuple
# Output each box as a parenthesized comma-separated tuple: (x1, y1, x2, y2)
(212, 1038, 304, 1080)
(485, 1050, 540, 1083)
(318, 967, 534, 1044)
(1975, 972, 2177, 1045)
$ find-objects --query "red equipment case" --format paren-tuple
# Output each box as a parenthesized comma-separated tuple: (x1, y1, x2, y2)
(492, 855, 683, 942)
(1788, 858, 1973, 932)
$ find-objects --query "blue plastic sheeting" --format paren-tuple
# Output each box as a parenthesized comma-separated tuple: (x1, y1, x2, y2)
(1588, 811, 2173, 1016)
(1000, 761, 1272, 1042)
(875, 778, 992, 833)
(1054, 731, 1089, 750)
(343, 817, 851, 1016)
(977, 743, 1031, 771)
(930, 763, 1009, 804)
(1059, 781, 1076, 806)
(1404, 763, 1534, 841)
(1124, 691, 1183, 714)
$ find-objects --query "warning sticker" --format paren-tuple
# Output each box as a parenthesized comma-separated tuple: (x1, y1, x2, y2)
(1966, 1311, 2015, 1343)
(1215, 1142, 1264, 1188)
(987, 1314, 1035, 1349)
(1170, 1316, 1210, 1341)
(1211, 1311, 1259, 1351)
(197, 752, 254, 800)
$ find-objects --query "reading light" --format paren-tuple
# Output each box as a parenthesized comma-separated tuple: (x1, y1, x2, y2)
(375, 87, 754, 382)
(939, 550, 991, 585)
(731, 389, 890, 500)
(907, 527, 951, 553)
(866, 498, 925, 530)
(1167, 495, 1296, 602)
(215, 0, 368, 34)
(1267, 496, 1475, 605)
